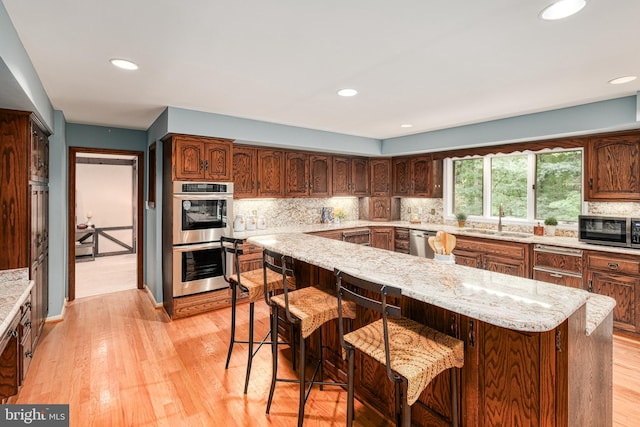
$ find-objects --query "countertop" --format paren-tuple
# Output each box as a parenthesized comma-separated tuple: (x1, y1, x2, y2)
(243, 222, 617, 336)
(233, 219, 640, 256)
(0, 268, 33, 340)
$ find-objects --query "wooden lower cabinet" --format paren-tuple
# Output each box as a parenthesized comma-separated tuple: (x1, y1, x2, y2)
(585, 250, 640, 333)
(453, 236, 530, 278)
(370, 227, 394, 250)
(283, 260, 609, 426)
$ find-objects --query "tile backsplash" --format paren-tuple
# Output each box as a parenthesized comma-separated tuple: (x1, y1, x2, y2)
(233, 198, 640, 234)
(233, 197, 359, 228)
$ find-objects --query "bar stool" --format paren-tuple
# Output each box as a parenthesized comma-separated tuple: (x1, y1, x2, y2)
(220, 236, 295, 393)
(262, 248, 356, 427)
(335, 269, 465, 427)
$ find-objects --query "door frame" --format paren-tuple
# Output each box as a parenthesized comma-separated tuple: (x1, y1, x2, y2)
(68, 147, 144, 301)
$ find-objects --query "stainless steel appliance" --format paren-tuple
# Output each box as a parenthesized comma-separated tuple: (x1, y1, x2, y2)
(172, 181, 234, 297)
(172, 240, 232, 297)
(409, 229, 437, 258)
(172, 181, 233, 245)
(578, 215, 640, 248)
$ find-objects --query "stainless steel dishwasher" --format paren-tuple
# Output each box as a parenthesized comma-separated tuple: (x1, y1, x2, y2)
(409, 229, 437, 258)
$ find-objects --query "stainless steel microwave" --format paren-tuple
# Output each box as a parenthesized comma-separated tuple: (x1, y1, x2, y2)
(578, 215, 640, 248)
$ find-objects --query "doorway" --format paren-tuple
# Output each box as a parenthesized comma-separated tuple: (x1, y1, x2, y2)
(68, 147, 144, 301)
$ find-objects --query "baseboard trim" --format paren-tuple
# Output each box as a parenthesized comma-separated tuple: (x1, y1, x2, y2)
(143, 284, 163, 308)
(45, 298, 67, 323)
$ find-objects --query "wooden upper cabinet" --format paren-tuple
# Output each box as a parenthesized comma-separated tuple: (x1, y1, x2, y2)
(370, 158, 391, 196)
(585, 133, 640, 201)
(309, 154, 332, 197)
(285, 151, 309, 197)
(203, 140, 232, 181)
(392, 157, 410, 197)
(172, 135, 233, 181)
(258, 149, 285, 197)
(333, 156, 369, 196)
(392, 155, 442, 197)
(232, 146, 258, 199)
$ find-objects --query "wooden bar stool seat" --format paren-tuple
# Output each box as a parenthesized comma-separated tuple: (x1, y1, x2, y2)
(335, 269, 465, 427)
(263, 248, 356, 427)
(221, 236, 296, 394)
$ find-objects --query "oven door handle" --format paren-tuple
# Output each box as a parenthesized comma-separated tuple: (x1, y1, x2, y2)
(173, 242, 221, 252)
(174, 194, 233, 200)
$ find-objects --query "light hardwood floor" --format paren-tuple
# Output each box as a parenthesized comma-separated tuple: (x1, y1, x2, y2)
(15, 289, 640, 426)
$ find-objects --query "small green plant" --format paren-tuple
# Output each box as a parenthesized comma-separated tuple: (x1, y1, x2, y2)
(455, 212, 467, 222)
(544, 217, 558, 226)
(334, 210, 347, 220)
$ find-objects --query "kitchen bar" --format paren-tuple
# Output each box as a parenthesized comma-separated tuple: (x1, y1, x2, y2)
(248, 232, 615, 426)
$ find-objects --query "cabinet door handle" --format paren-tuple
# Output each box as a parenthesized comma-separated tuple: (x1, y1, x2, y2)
(468, 320, 475, 348)
(550, 273, 562, 278)
(588, 178, 593, 189)
(205, 160, 209, 171)
(607, 262, 619, 270)
(588, 279, 593, 292)
(199, 160, 204, 171)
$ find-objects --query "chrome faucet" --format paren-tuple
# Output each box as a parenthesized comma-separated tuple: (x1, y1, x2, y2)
(498, 203, 504, 232)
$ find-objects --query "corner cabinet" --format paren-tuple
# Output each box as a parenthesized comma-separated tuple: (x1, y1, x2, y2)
(0, 109, 49, 355)
(171, 134, 233, 182)
(392, 155, 443, 198)
(584, 132, 640, 201)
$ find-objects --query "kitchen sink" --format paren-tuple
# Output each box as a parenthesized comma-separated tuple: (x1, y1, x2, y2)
(464, 229, 532, 239)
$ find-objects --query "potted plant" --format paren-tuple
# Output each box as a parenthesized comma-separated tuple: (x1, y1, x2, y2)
(544, 217, 558, 236)
(455, 212, 467, 228)
(334, 209, 347, 224)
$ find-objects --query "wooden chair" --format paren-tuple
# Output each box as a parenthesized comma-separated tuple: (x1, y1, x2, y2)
(335, 269, 465, 427)
(263, 248, 356, 427)
(220, 236, 295, 393)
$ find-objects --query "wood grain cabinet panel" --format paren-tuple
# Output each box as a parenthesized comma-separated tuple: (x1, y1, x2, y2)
(309, 154, 332, 197)
(370, 226, 394, 251)
(369, 158, 391, 196)
(392, 155, 442, 197)
(257, 149, 285, 197)
(585, 250, 640, 333)
(285, 151, 309, 197)
(585, 133, 640, 201)
(232, 146, 258, 198)
(172, 135, 233, 181)
(453, 236, 529, 278)
(333, 156, 369, 196)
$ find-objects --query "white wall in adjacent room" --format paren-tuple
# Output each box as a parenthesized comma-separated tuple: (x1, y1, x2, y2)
(76, 162, 133, 253)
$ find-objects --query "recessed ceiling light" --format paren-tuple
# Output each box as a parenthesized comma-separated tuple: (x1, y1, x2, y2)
(400, 124, 413, 128)
(110, 58, 139, 70)
(608, 75, 637, 85)
(540, 0, 587, 21)
(337, 88, 358, 97)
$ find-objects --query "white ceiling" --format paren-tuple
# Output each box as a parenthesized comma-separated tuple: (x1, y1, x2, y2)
(3, 0, 640, 139)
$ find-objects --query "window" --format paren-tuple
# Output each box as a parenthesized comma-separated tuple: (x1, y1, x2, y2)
(449, 149, 582, 223)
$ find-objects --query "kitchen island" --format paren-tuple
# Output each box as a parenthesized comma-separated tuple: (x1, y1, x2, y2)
(248, 232, 615, 427)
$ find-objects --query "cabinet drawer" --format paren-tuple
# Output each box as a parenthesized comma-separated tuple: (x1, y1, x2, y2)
(395, 228, 409, 240)
(533, 245, 582, 274)
(455, 237, 527, 260)
(533, 268, 583, 289)
(394, 240, 409, 253)
(586, 253, 640, 275)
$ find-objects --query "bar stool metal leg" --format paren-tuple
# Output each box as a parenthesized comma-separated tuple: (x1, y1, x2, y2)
(266, 306, 279, 415)
(244, 301, 255, 394)
(298, 325, 306, 427)
(224, 282, 238, 369)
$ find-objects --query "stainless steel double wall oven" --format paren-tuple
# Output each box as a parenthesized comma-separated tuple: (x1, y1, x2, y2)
(172, 181, 233, 297)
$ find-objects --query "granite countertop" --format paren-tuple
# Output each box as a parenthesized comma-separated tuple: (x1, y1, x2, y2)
(248, 233, 601, 333)
(231, 219, 640, 256)
(0, 268, 34, 339)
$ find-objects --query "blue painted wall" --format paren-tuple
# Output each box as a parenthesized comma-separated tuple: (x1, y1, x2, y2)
(0, 1, 53, 130)
(381, 96, 640, 155)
